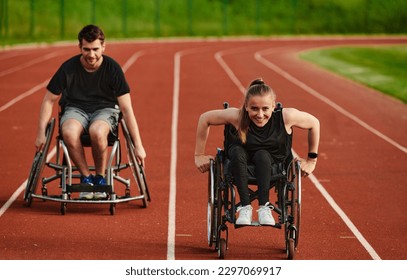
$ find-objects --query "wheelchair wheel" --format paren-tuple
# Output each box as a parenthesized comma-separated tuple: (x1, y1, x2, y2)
(291, 161, 301, 248)
(24, 118, 55, 206)
(285, 160, 302, 259)
(122, 120, 150, 207)
(207, 159, 219, 247)
(286, 235, 295, 260)
(218, 238, 227, 259)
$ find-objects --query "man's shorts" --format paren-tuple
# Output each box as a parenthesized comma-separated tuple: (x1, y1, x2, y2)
(60, 106, 120, 135)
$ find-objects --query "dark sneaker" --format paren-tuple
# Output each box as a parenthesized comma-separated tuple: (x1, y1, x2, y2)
(81, 174, 94, 186)
(79, 175, 94, 199)
(93, 175, 106, 185)
(93, 175, 107, 199)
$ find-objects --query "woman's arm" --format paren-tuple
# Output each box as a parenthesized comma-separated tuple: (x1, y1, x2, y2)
(195, 108, 239, 173)
(283, 108, 320, 176)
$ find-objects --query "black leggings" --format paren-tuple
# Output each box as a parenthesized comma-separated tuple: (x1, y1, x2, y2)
(228, 145, 275, 206)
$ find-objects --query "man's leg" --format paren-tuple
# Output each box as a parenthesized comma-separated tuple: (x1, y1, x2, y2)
(61, 119, 90, 177)
(88, 120, 110, 177)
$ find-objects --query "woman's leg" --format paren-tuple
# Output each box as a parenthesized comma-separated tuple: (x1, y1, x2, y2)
(252, 150, 273, 206)
(228, 145, 250, 206)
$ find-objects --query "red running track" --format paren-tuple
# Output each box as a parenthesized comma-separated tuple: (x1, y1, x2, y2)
(0, 36, 406, 260)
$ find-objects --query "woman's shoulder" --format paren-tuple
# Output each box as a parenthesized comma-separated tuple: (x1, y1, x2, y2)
(282, 107, 299, 117)
(202, 107, 240, 127)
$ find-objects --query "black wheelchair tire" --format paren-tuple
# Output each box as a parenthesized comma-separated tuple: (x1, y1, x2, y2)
(207, 159, 217, 247)
(24, 118, 55, 206)
(122, 119, 150, 208)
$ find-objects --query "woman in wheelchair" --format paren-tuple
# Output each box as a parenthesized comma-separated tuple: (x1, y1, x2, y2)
(34, 24, 146, 200)
(195, 78, 320, 225)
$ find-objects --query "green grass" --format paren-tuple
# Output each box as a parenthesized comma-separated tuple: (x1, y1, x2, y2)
(1, 0, 407, 46)
(299, 46, 407, 103)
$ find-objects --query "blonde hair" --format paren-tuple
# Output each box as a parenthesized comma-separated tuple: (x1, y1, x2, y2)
(238, 78, 276, 143)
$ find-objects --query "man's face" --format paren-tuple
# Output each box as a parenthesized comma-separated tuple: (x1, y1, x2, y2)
(79, 39, 105, 70)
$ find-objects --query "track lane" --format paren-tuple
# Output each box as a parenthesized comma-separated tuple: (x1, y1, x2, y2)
(175, 37, 406, 260)
(175, 42, 370, 260)
(0, 43, 177, 259)
(0, 37, 406, 260)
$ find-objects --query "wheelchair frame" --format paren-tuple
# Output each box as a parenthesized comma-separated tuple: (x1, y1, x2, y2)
(207, 103, 301, 259)
(24, 117, 151, 215)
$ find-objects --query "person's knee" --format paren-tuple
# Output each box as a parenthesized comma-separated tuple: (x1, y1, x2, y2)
(61, 120, 83, 145)
(89, 121, 109, 146)
(253, 150, 272, 166)
(228, 145, 248, 163)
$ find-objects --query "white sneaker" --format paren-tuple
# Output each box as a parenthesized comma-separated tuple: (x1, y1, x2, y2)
(236, 205, 253, 225)
(94, 192, 107, 199)
(79, 192, 94, 200)
(257, 202, 275, 225)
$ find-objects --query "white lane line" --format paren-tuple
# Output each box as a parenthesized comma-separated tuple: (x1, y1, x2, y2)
(308, 173, 381, 260)
(214, 51, 246, 93)
(0, 147, 56, 218)
(215, 48, 382, 260)
(166, 46, 220, 260)
(122, 50, 145, 73)
(0, 80, 49, 113)
(167, 51, 181, 260)
(255, 50, 407, 154)
(0, 51, 61, 78)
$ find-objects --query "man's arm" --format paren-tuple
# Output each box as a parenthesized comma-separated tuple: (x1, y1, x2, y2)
(35, 91, 59, 151)
(117, 93, 146, 166)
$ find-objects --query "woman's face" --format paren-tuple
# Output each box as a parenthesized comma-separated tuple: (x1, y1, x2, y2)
(245, 94, 275, 127)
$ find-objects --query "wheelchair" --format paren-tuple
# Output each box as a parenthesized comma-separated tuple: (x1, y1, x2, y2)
(207, 103, 301, 259)
(23, 112, 151, 215)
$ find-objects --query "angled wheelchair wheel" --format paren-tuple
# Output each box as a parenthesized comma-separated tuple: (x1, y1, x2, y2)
(24, 118, 55, 206)
(285, 160, 302, 259)
(122, 120, 150, 207)
(218, 237, 227, 259)
(207, 159, 218, 247)
(291, 160, 301, 248)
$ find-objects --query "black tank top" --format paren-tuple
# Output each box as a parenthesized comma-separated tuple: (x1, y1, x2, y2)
(226, 107, 293, 164)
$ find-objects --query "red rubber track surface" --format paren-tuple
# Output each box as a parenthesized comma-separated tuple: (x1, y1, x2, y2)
(0, 37, 406, 260)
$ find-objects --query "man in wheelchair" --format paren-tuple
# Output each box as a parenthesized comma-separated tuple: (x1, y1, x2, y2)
(34, 24, 146, 200)
(195, 78, 320, 225)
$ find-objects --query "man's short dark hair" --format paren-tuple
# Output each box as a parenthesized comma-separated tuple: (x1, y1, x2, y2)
(78, 24, 105, 45)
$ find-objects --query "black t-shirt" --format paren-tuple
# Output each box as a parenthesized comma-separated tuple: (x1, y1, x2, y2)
(245, 108, 292, 163)
(226, 108, 293, 164)
(47, 54, 130, 113)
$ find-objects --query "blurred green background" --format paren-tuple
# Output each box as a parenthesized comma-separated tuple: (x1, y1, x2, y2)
(1, 0, 406, 45)
(1, 0, 406, 103)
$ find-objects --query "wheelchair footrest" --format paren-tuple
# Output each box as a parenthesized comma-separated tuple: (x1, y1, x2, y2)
(235, 222, 282, 229)
(66, 184, 113, 194)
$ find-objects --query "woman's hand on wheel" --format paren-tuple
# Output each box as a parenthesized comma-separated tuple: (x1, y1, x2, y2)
(296, 157, 317, 177)
(195, 154, 214, 173)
